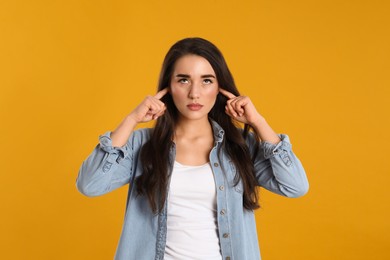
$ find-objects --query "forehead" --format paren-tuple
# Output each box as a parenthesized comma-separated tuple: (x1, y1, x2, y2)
(173, 55, 215, 75)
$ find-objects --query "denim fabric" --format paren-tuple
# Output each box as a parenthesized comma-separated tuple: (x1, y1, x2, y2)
(76, 120, 309, 260)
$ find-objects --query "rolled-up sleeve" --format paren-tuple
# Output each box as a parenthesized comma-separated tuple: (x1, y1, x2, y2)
(76, 131, 138, 197)
(99, 131, 130, 159)
(250, 134, 309, 198)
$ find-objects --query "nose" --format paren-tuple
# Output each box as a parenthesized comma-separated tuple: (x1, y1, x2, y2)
(188, 82, 200, 100)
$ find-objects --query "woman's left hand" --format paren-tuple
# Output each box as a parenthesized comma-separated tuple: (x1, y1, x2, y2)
(219, 88, 281, 144)
(219, 88, 263, 126)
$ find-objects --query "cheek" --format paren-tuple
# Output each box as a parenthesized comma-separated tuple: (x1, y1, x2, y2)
(170, 87, 188, 107)
(170, 87, 184, 98)
(206, 87, 219, 101)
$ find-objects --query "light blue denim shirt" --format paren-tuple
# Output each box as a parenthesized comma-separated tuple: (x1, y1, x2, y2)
(76, 120, 309, 260)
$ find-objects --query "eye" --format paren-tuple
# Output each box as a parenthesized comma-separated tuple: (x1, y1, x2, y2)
(178, 78, 189, 84)
(203, 79, 213, 84)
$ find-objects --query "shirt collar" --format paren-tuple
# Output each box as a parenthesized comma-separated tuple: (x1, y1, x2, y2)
(209, 119, 225, 143)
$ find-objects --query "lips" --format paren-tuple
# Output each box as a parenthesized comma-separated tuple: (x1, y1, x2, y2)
(187, 103, 203, 111)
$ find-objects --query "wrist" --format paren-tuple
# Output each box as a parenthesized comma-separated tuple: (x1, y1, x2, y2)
(126, 113, 139, 125)
(250, 114, 266, 129)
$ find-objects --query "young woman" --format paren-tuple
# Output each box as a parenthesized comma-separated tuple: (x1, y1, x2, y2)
(76, 37, 309, 260)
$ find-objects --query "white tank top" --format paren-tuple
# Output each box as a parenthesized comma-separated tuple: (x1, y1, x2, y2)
(164, 161, 222, 260)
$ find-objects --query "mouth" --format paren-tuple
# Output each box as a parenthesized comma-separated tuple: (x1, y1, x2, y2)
(187, 103, 203, 111)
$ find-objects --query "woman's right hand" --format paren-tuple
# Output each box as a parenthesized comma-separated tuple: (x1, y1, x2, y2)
(128, 88, 168, 123)
(111, 88, 169, 147)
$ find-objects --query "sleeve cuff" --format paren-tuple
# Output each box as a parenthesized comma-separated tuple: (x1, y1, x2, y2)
(98, 131, 129, 158)
(261, 134, 292, 159)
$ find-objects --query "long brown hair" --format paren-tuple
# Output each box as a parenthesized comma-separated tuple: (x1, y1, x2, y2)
(136, 37, 260, 213)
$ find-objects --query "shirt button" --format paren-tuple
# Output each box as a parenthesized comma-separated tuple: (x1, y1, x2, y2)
(223, 233, 229, 238)
(220, 209, 226, 215)
(219, 185, 224, 191)
(214, 162, 219, 167)
(226, 257, 231, 260)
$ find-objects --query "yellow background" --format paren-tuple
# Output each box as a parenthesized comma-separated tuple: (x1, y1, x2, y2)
(1, 0, 389, 259)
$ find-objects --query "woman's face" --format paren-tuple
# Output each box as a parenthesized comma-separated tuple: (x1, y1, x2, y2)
(170, 54, 219, 122)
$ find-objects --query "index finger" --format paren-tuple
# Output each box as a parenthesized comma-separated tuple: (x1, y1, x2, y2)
(219, 88, 236, 99)
(154, 87, 169, 99)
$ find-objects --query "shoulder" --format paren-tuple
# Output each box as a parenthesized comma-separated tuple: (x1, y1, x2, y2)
(234, 128, 259, 155)
(128, 128, 153, 147)
(221, 126, 258, 151)
(235, 127, 257, 143)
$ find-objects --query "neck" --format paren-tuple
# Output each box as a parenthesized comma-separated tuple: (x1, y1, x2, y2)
(174, 117, 213, 138)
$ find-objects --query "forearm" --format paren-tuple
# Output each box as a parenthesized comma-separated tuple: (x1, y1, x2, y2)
(251, 115, 281, 144)
(76, 131, 134, 197)
(253, 134, 309, 198)
(111, 114, 138, 147)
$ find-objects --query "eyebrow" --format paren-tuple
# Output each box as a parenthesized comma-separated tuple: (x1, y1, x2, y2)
(175, 74, 216, 78)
